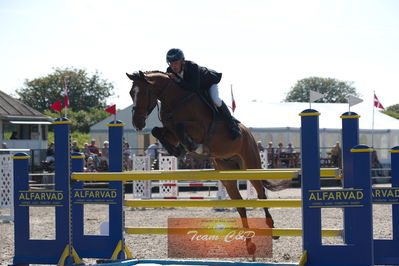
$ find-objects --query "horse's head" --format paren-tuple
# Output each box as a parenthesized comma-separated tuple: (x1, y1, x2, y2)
(126, 71, 164, 130)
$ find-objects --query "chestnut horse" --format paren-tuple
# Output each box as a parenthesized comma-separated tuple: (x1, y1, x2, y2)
(126, 71, 288, 247)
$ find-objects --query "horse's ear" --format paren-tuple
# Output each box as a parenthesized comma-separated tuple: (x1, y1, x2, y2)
(126, 73, 134, 80)
(139, 71, 145, 79)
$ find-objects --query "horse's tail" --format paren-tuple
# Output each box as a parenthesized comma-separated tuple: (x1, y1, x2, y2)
(262, 179, 292, 191)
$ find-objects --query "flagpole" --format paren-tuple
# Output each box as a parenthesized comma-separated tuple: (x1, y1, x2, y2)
(372, 91, 375, 148)
(231, 84, 233, 113)
(64, 77, 68, 118)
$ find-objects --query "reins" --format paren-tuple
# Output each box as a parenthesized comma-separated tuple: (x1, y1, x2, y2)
(156, 79, 196, 122)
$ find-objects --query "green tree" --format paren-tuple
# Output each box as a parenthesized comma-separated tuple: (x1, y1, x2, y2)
(284, 77, 360, 103)
(386, 104, 399, 114)
(16, 67, 114, 112)
(383, 104, 399, 120)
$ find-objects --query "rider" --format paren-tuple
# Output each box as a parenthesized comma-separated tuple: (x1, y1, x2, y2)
(165, 48, 241, 140)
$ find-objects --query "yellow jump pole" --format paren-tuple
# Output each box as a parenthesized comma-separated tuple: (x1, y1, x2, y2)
(125, 227, 342, 237)
(124, 199, 302, 208)
(72, 170, 298, 181)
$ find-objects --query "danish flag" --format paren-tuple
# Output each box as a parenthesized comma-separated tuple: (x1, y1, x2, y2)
(374, 93, 385, 110)
(231, 85, 236, 113)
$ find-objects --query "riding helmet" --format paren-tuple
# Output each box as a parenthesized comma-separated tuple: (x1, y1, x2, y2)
(166, 48, 185, 63)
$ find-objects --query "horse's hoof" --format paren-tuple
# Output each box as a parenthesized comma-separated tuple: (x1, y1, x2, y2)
(246, 240, 257, 255)
(266, 218, 280, 240)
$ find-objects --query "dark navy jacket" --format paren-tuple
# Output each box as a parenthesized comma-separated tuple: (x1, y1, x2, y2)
(166, 60, 222, 92)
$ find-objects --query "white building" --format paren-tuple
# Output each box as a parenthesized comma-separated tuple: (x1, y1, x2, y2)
(0, 90, 51, 150)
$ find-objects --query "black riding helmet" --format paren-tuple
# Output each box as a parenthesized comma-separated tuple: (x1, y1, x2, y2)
(166, 48, 184, 63)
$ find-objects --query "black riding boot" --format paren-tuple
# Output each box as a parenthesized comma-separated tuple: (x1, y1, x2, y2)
(218, 102, 241, 140)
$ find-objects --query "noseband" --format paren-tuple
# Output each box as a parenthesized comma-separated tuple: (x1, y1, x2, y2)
(131, 84, 157, 117)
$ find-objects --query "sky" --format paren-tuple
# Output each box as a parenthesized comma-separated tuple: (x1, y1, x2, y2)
(1, 0, 399, 111)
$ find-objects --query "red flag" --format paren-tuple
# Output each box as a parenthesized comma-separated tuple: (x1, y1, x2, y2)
(63, 78, 69, 108)
(105, 104, 116, 115)
(50, 100, 63, 112)
(231, 85, 236, 113)
(374, 93, 385, 110)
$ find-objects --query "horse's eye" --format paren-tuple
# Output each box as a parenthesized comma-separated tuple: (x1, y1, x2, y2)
(132, 106, 137, 111)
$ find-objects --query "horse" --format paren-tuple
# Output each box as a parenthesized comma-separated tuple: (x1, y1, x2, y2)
(126, 71, 289, 251)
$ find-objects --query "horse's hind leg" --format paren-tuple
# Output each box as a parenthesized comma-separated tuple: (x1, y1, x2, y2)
(215, 159, 256, 255)
(250, 180, 279, 239)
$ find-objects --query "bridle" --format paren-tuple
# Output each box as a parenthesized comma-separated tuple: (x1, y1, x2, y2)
(131, 75, 195, 123)
(131, 82, 157, 118)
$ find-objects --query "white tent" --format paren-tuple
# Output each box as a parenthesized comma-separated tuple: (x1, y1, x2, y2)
(234, 101, 399, 164)
(234, 101, 399, 130)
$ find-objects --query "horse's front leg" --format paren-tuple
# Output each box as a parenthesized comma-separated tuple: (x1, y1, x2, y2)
(151, 127, 185, 157)
(174, 122, 199, 152)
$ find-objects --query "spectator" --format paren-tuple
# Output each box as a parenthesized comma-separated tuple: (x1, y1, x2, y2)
(85, 156, 97, 172)
(88, 139, 100, 155)
(266, 142, 274, 153)
(82, 143, 91, 159)
(46, 143, 55, 162)
(284, 143, 298, 168)
(266, 141, 274, 167)
(2, 142, 7, 149)
(123, 142, 132, 170)
(372, 150, 383, 176)
(330, 141, 342, 168)
(257, 141, 265, 152)
(286, 143, 295, 153)
(275, 142, 284, 154)
(71, 140, 80, 153)
(101, 141, 109, 162)
(145, 141, 160, 160)
(97, 159, 109, 172)
(372, 150, 382, 169)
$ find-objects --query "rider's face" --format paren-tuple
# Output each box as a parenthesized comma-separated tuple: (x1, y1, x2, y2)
(169, 59, 183, 73)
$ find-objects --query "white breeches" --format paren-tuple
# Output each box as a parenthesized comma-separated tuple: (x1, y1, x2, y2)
(209, 84, 222, 107)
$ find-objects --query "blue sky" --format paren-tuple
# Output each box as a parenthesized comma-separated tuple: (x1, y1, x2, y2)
(1, 0, 398, 110)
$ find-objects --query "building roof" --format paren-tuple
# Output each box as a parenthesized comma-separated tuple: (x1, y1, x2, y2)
(234, 101, 399, 130)
(0, 90, 50, 120)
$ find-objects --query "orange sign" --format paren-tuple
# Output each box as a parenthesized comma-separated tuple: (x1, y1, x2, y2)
(168, 218, 272, 258)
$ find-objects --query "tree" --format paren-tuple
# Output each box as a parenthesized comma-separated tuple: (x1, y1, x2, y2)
(383, 104, 399, 120)
(386, 104, 399, 114)
(16, 67, 114, 112)
(284, 77, 360, 103)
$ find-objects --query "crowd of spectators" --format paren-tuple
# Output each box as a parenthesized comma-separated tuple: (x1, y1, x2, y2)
(70, 139, 111, 172)
(34, 137, 387, 174)
(259, 141, 299, 168)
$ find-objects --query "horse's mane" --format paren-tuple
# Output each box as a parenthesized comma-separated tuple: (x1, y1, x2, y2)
(144, 70, 167, 75)
(132, 70, 168, 79)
